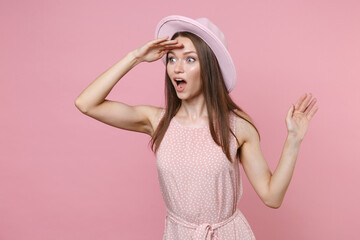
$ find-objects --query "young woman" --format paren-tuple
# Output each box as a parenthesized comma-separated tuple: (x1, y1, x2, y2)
(75, 15, 318, 240)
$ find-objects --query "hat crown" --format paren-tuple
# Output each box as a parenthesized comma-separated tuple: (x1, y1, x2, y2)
(195, 17, 228, 49)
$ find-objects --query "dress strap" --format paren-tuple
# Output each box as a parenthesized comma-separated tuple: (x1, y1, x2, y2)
(229, 111, 235, 133)
(230, 111, 241, 155)
(157, 108, 166, 125)
(229, 111, 237, 141)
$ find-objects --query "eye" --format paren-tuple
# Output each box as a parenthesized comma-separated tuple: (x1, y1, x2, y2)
(187, 57, 195, 62)
(168, 57, 176, 62)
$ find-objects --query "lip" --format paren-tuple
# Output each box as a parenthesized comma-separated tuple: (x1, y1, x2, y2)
(173, 77, 187, 85)
(173, 77, 187, 92)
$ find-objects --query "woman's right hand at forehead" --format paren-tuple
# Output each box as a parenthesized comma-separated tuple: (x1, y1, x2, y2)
(133, 36, 184, 63)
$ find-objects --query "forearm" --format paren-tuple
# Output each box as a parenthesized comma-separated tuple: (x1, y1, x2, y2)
(75, 50, 141, 112)
(268, 134, 302, 208)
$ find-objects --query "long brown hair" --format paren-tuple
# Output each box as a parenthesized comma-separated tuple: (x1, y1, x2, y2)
(150, 31, 260, 163)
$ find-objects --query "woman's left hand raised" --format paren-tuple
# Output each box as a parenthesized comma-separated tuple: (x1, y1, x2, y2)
(286, 93, 319, 141)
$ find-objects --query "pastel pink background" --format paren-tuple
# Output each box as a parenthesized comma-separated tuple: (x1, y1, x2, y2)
(1, 0, 359, 239)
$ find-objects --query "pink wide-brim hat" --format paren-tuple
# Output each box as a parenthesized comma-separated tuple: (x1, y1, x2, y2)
(154, 15, 237, 93)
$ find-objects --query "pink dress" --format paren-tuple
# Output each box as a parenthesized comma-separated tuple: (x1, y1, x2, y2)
(156, 109, 256, 240)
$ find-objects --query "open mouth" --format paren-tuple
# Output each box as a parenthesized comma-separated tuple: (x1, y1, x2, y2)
(175, 78, 186, 86)
(174, 78, 187, 91)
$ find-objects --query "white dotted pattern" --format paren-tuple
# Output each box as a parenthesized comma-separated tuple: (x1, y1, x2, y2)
(156, 109, 256, 239)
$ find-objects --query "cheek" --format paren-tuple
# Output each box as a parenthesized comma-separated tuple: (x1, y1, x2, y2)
(188, 65, 201, 80)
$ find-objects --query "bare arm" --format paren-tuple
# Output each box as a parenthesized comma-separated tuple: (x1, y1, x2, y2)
(75, 51, 141, 112)
(74, 37, 183, 136)
(237, 93, 318, 208)
(239, 124, 301, 209)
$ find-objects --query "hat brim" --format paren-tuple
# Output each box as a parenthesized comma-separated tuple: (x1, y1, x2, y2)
(154, 15, 236, 92)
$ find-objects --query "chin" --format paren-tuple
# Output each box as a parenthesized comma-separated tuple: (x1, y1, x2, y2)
(177, 93, 199, 102)
(176, 93, 187, 100)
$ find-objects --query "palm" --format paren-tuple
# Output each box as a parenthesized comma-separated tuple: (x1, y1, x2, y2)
(286, 93, 319, 141)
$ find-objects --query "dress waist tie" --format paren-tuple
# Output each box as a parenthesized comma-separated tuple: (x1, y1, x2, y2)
(166, 208, 240, 240)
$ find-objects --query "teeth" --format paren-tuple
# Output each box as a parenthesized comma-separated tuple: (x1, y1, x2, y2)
(174, 78, 186, 87)
(175, 79, 182, 86)
(175, 79, 185, 82)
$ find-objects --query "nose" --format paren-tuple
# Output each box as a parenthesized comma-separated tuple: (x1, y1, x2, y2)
(174, 59, 184, 73)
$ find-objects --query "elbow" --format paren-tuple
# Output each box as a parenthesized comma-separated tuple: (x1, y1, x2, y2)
(263, 197, 282, 209)
(265, 201, 281, 209)
(74, 99, 88, 113)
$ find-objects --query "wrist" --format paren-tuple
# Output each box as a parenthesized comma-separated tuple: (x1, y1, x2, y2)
(127, 50, 142, 66)
(286, 133, 302, 144)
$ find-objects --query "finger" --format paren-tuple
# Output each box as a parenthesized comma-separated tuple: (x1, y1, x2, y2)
(158, 49, 168, 58)
(162, 43, 184, 49)
(294, 93, 307, 110)
(152, 41, 181, 51)
(299, 93, 312, 112)
(304, 98, 317, 116)
(152, 36, 170, 44)
(287, 104, 294, 119)
(157, 44, 184, 54)
(149, 40, 181, 51)
(307, 106, 319, 121)
(157, 40, 181, 47)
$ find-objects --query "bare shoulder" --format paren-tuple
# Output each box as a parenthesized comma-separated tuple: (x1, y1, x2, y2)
(233, 109, 259, 148)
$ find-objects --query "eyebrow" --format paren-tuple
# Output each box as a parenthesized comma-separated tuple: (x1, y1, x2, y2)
(168, 50, 197, 55)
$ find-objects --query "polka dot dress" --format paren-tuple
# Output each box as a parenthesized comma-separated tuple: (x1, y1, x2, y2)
(156, 109, 256, 240)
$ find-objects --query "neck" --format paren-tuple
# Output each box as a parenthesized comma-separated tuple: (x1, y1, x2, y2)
(177, 93, 208, 120)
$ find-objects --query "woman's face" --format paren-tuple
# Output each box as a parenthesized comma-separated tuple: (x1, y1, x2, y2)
(166, 36, 202, 100)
